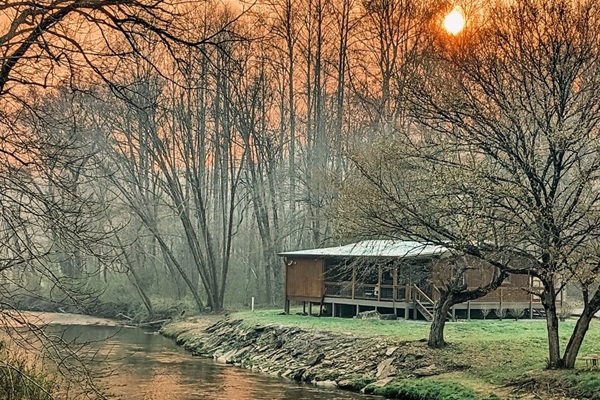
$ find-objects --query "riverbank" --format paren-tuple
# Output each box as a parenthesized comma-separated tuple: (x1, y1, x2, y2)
(161, 311, 600, 400)
(5, 310, 123, 327)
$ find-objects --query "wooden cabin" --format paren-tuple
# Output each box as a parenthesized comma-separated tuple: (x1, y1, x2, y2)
(280, 240, 552, 320)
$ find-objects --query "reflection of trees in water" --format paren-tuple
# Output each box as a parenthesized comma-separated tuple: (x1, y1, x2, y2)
(45, 324, 365, 400)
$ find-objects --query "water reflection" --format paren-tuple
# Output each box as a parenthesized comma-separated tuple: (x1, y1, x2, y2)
(48, 325, 374, 400)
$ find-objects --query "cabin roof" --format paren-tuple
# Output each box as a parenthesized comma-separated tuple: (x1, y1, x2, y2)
(279, 240, 447, 258)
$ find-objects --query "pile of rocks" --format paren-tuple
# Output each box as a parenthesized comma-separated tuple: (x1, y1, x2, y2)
(162, 318, 455, 392)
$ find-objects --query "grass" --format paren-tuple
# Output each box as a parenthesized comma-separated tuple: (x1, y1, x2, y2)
(230, 309, 600, 398)
(0, 342, 57, 400)
(364, 379, 489, 400)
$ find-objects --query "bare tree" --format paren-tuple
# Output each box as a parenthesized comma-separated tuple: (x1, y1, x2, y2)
(340, 0, 600, 367)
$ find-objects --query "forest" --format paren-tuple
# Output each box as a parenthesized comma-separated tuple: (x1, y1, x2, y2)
(2, 1, 600, 396)
(1, 0, 456, 316)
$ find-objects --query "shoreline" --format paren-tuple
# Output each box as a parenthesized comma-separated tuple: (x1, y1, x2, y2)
(160, 316, 503, 399)
(3, 310, 125, 328)
(160, 312, 600, 400)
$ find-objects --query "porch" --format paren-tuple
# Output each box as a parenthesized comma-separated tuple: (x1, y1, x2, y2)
(318, 281, 544, 321)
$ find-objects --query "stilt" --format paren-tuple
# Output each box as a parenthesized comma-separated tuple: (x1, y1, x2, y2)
(467, 301, 471, 320)
(529, 297, 534, 319)
(309, 302, 313, 316)
(332, 302, 336, 317)
(452, 306, 456, 321)
(303, 301, 306, 315)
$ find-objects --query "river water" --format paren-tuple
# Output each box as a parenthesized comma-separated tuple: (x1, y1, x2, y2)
(49, 324, 373, 400)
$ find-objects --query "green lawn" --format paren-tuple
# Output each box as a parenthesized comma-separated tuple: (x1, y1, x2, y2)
(231, 309, 600, 398)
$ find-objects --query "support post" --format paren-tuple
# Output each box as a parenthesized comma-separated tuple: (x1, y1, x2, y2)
(393, 267, 398, 301)
(352, 266, 356, 300)
(467, 301, 471, 320)
(309, 302, 313, 316)
(283, 258, 288, 313)
(529, 293, 533, 319)
(560, 287, 564, 309)
(303, 301, 306, 315)
(377, 266, 382, 301)
(332, 302, 336, 318)
(452, 306, 456, 321)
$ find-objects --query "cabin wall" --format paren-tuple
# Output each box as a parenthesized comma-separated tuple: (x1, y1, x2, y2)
(432, 256, 532, 303)
(285, 257, 325, 301)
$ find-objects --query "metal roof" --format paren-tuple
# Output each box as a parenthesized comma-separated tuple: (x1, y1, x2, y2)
(279, 240, 447, 258)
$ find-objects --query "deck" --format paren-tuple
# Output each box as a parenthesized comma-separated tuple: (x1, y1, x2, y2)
(294, 282, 545, 321)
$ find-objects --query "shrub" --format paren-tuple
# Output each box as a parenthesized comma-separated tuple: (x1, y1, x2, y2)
(0, 343, 57, 400)
(480, 307, 491, 320)
(559, 302, 574, 322)
(510, 308, 526, 321)
(494, 307, 507, 320)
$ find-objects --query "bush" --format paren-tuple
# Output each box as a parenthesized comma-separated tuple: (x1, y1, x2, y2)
(559, 302, 574, 322)
(0, 343, 57, 400)
(480, 307, 491, 320)
(510, 308, 526, 321)
(493, 307, 507, 320)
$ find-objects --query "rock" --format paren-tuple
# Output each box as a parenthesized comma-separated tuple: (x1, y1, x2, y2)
(376, 358, 396, 379)
(386, 346, 398, 356)
(216, 349, 237, 364)
(337, 379, 354, 389)
(315, 380, 337, 389)
(414, 364, 440, 377)
(370, 377, 394, 388)
(291, 368, 306, 381)
(355, 310, 381, 320)
(308, 353, 325, 366)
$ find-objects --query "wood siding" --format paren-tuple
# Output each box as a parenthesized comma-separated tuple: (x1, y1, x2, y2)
(432, 256, 532, 303)
(286, 258, 325, 300)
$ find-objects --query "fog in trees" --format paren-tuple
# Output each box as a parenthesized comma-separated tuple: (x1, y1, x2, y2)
(2, 0, 600, 395)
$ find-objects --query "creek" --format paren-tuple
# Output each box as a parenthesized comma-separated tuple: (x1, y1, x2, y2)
(47, 324, 374, 400)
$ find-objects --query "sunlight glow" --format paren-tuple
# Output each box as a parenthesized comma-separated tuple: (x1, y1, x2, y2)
(444, 7, 465, 35)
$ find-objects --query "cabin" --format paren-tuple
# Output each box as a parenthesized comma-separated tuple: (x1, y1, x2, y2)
(280, 240, 554, 320)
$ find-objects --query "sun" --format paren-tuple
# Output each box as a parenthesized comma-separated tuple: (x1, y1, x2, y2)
(444, 6, 465, 35)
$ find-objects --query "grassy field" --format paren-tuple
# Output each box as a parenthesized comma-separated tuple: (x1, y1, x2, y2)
(231, 309, 600, 398)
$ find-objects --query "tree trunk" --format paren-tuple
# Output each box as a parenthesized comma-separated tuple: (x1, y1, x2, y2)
(562, 309, 594, 368)
(429, 296, 452, 348)
(544, 300, 563, 368)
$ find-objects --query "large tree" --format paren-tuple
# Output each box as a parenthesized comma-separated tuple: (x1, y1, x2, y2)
(339, 0, 600, 368)
(0, 1, 238, 393)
